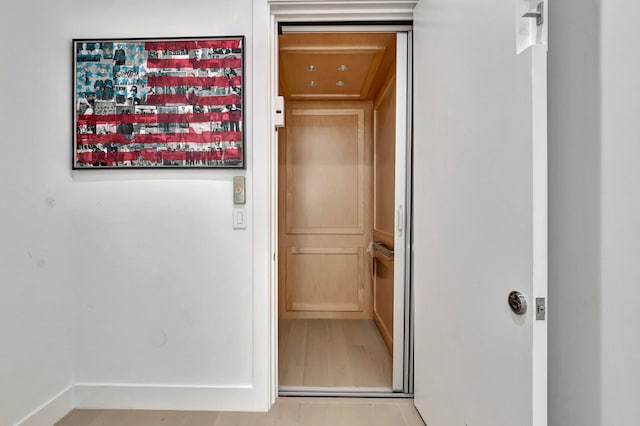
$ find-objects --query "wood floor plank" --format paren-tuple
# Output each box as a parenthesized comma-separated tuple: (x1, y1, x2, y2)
(54, 409, 102, 426)
(302, 319, 329, 386)
(369, 402, 407, 426)
(143, 410, 219, 426)
(57, 409, 134, 426)
(325, 319, 355, 386)
(56, 399, 424, 426)
(400, 402, 428, 426)
(362, 320, 393, 385)
(260, 399, 306, 426)
(279, 319, 308, 385)
(301, 401, 377, 426)
(341, 319, 391, 388)
(279, 319, 391, 388)
(212, 411, 268, 426)
(278, 319, 291, 361)
(119, 410, 216, 426)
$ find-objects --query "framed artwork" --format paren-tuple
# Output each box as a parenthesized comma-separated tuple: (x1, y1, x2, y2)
(73, 36, 245, 169)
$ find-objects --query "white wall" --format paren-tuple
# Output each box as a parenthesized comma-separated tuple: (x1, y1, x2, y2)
(68, 0, 267, 411)
(599, 1, 640, 423)
(549, 0, 640, 424)
(1, 0, 272, 422)
(0, 1, 76, 425)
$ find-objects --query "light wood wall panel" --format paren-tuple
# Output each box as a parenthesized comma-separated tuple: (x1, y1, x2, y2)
(372, 76, 396, 352)
(372, 253, 394, 353)
(279, 101, 373, 319)
(286, 110, 364, 235)
(285, 248, 363, 312)
(373, 76, 397, 245)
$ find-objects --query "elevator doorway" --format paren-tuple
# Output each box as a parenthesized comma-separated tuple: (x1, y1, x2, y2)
(276, 29, 411, 394)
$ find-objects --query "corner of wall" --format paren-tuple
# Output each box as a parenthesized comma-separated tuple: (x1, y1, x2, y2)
(15, 386, 75, 426)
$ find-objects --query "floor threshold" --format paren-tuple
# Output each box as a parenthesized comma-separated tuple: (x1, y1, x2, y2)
(279, 386, 413, 398)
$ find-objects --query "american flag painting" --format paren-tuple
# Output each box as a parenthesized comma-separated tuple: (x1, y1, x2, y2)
(73, 37, 244, 168)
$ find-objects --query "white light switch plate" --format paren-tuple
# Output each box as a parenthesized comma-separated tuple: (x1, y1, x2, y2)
(233, 208, 247, 229)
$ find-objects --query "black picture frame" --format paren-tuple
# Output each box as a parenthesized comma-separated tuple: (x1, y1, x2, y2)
(73, 36, 245, 169)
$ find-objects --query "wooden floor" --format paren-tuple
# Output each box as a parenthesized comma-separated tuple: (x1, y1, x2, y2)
(56, 397, 425, 426)
(278, 319, 392, 388)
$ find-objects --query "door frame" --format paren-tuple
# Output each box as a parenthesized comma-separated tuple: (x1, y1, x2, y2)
(263, 0, 417, 399)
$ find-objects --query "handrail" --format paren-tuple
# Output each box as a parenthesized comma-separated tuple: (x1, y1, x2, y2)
(371, 240, 394, 259)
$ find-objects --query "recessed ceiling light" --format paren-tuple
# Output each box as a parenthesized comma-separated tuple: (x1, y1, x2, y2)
(307, 65, 316, 71)
(338, 65, 349, 71)
(336, 81, 345, 87)
(308, 81, 318, 87)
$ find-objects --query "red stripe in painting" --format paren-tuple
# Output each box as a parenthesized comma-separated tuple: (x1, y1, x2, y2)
(76, 131, 242, 145)
(78, 112, 234, 125)
(144, 39, 241, 51)
(133, 131, 242, 144)
(78, 111, 242, 126)
(195, 95, 242, 106)
(143, 41, 196, 51)
(146, 94, 241, 106)
(146, 76, 235, 87)
(76, 134, 129, 144)
(223, 147, 242, 160)
(192, 39, 241, 49)
(146, 94, 189, 105)
(76, 148, 238, 164)
(77, 150, 235, 164)
(146, 57, 242, 70)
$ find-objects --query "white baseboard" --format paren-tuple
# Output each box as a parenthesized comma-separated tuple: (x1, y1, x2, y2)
(13, 383, 268, 424)
(16, 385, 74, 426)
(73, 383, 267, 412)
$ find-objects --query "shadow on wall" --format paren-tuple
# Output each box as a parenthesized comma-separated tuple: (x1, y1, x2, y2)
(548, 0, 602, 425)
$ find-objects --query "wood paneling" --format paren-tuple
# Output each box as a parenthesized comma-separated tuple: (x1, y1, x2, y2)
(372, 76, 397, 353)
(279, 101, 373, 319)
(280, 50, 384, 99)
(374, 77, 397, 244)
(373, 253, 394, 353)
(285, 248, 364, 312)
(279, 33, 396, 101)
(285, 109, 364, 235)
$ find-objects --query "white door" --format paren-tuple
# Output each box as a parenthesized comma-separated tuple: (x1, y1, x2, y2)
(412, 0, 548, 424)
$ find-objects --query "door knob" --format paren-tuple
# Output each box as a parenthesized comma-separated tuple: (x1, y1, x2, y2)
(508, 291, 527, 315)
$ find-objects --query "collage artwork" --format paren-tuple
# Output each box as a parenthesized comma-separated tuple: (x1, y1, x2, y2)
(74, 37, 244, 168)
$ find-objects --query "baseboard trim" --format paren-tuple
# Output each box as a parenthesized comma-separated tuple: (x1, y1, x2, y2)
(14, 382, 268, 424)
(373, 309, 393, 354)
(73, 383, 264, 412)
(15, 385, 74, 426)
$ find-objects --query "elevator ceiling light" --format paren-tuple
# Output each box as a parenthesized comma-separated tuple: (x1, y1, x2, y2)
(308, 80, 318, 87)
(336, 81, 345, 87)
(307, 65, 316, 71)
(338, 64, 349, 71)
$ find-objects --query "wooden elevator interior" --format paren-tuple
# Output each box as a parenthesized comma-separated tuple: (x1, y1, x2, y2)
(277, 32, 398, 389)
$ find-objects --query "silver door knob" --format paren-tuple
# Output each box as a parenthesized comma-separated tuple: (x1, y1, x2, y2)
(508, 291, 527, 315)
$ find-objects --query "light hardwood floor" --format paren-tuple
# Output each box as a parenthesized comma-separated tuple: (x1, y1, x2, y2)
(279, 319, 392, 388)
(55, 397, 425, 426)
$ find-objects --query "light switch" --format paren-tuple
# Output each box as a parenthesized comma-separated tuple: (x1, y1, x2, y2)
(233, 208, 247, 229)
